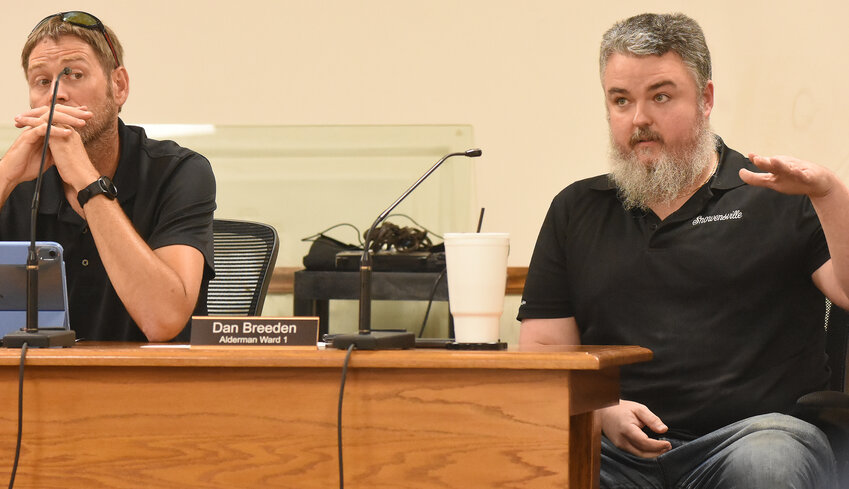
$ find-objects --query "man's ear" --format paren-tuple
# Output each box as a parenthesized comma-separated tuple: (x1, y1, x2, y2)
(111, 66, 129, 107)
(701, 80, 714, 118)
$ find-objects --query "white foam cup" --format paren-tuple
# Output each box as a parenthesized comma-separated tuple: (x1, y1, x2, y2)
(443, 232, 509, 343)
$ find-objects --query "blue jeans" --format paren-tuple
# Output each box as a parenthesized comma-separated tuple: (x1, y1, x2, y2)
(600, 413, 838, 489)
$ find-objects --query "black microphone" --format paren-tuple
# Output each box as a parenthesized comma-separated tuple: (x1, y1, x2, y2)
(331, 148, 483, 350)
(27, 67, 69, 331)
(4, 68, 76, 348)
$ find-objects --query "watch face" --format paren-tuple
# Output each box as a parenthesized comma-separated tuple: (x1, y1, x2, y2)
(98, 177, 117, 197)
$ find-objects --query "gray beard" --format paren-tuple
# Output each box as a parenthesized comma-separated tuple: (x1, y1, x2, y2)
(608, 121, 716, 211)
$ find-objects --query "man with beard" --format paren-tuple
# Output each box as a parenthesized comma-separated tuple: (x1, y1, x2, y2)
(518, 13, 849, 489)
(0, 12, 216, 342)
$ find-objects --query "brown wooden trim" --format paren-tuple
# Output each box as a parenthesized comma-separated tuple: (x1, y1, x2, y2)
(506, 266, 528, 295)
(268, 266, 300, 294)
(0, 343, 652, 371)
(269, 266, 529, 296)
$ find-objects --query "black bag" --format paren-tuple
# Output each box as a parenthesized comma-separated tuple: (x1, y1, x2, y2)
(302, 221, 445, 272)
(302, 235, 360, 271)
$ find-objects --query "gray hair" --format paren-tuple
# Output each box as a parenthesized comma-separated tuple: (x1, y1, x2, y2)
(599, 13, 711, 92)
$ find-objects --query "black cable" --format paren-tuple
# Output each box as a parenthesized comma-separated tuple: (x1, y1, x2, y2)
(418, 268, 447, 338)
(337, 343, 355, 489)
(385, 213, 443, 240)
(8, 342, 27, 489)
(476, 207, 485, 233)
(301, 223, 364, 247)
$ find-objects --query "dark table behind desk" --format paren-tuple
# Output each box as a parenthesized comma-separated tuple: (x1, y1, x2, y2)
(291, 268, 530, 337)
(0, 342, 651, 489)
(293, 270, 449, 336)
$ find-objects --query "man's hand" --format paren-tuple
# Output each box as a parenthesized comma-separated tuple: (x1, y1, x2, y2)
(0, 124, 58, 189)
(14, 105, 97, 192)
(600, 400, 672, 458)
(0, 105, 94, 189)
(742, 153, 836, 199)
(44, 122, 99, 192)
(742, 152, 849, 312)
(14, 104, 91, 133)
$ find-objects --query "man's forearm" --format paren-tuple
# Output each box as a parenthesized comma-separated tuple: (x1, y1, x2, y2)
(0, 158, 26, 215)
(519, 317, 581, 345)
(812, 175, 849, 299)
(82, 196, 203, 341)
(0, 179, 15, 214)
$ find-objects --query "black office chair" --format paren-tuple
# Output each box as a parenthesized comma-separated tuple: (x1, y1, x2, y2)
(207, 219, 279, 316)
(794, 299, 849, 483)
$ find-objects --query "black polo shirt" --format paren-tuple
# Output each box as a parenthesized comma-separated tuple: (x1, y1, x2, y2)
(518, 138, 830, 438)
(0, 120, 216, 342)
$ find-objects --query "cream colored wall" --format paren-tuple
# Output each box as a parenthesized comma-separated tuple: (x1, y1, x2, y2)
(3, 2, 848, 342)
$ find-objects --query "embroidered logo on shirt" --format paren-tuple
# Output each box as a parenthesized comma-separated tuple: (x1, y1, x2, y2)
(692, 210, 743, 226)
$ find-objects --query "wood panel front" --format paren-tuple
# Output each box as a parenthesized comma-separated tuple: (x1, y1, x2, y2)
(0, 345, 650, 488)
(0, 365, 613, 488)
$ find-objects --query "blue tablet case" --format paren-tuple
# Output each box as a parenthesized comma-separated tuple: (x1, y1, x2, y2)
(0, 241, 70, 337)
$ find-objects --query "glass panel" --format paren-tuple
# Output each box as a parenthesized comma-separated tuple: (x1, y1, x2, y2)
(142, 124, 477, 267)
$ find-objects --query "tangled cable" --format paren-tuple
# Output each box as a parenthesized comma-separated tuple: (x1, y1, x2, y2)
(368, 222, 432, 253)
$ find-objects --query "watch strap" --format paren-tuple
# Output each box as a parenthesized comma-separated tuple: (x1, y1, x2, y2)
(77, 176, 117, 208)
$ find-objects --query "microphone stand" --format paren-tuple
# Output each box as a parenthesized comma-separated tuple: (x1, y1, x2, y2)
(4, 68, 76, 348)
(331, 149, 482, 350)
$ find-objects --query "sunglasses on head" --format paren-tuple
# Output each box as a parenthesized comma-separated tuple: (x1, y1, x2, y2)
(31, 11, 120, 68)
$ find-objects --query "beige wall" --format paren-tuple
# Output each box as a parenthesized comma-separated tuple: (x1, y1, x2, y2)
(3, 0, 848, 268)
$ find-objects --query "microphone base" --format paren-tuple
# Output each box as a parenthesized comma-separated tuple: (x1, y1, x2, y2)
(3, 329, 76, 348)
(331, 330, 415, 350)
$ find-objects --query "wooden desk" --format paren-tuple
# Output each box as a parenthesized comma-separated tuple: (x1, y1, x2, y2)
(0, 343, 651, 488)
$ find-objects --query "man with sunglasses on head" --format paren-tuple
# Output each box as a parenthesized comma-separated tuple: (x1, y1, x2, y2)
(518, 12, 849, 489)
(0, 12, 216, 342)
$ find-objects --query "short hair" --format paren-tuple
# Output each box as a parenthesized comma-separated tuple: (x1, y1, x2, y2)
(599, 13, 711, 92)
(21, 14, 124, 76)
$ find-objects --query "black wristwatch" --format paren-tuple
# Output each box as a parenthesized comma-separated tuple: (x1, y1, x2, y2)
(77, 176, 118, 207)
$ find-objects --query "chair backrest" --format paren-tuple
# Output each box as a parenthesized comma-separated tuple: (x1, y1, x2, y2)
(825, 299, 849, 392)
(208, 219, 279, 316)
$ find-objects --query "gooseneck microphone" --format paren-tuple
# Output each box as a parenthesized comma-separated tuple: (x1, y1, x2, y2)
(331, 148, 482, 350)
(27, 67, 69, 332)
(4, 68, 76, 348)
